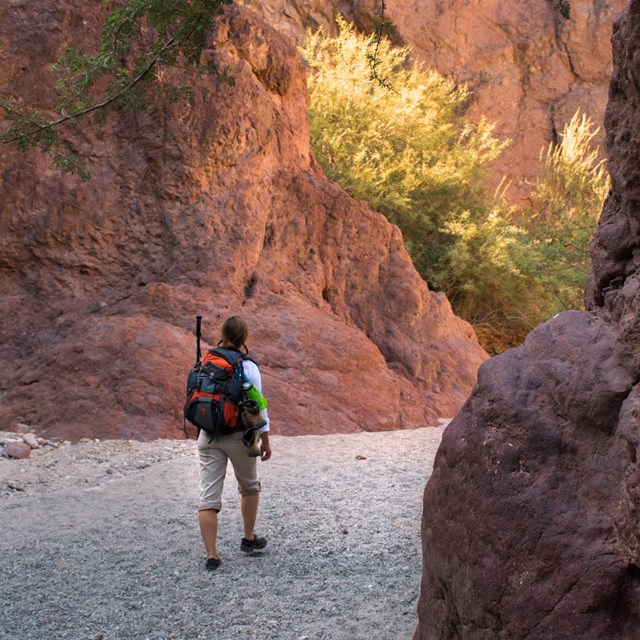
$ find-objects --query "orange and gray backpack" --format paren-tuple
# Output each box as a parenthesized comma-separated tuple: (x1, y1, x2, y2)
(183, 316, 252, 439)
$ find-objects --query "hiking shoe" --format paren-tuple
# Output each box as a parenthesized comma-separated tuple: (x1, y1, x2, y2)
(241, 535, 267, 553)
(206, 558, 221, 571)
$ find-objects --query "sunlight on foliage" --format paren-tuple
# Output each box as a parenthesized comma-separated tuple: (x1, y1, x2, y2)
(524, 111, 610, 316)
(439, 199, 537, 348)
(301, 19, 520, 349)
(302, 22, 607, 354)
(301, 19, 506, 246)
(301, 17, 507, 269)
(437, 112, 609, 353)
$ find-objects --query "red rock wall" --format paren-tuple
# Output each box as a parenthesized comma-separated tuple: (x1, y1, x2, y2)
(416, 2, 640, 637)
(0, 2, 486, 441)
(245, 0, 625, 199)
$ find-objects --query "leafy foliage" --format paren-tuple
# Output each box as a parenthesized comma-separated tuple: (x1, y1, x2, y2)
(0, 0, 232, 179)
(302, 22, 607, 353)
(301, 18, 506, 283)
(523, 111, 610, 316)
(436, 196, 539, 352)
(440, 109, 610, 349)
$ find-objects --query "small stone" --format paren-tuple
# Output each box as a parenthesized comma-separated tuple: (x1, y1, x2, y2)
(341, 527, 349, 535)
(37, 437, 48, 446)
(2, 442, 31, 459)
(79, 438, 93, 444)
(6, 481, 26, 491)
(355, 454, 367, 460)
(23, 433, 39, 449)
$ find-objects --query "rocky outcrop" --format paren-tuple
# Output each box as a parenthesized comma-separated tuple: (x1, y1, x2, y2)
(416, 2, 640, 638)
(0, 2, 486, 441)
(245, 0, 624, 198)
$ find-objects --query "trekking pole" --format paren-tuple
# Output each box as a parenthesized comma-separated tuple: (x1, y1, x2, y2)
(195, 315, 202, 364)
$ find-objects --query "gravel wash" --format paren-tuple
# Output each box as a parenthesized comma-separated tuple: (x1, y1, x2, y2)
(1, 426, 446, 640)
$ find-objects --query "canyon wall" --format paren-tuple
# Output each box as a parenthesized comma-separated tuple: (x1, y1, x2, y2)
(0, 1, 486, 441)
(416, 1, 640, 637)
(245, 0, 625, 198)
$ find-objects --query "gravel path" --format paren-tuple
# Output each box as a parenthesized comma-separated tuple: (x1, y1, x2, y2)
(1, 426, 446, 640)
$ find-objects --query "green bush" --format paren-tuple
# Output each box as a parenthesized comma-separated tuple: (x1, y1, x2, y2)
(524, 111, 610, 316)
(437, 197, 541, 352)
(302, 21, 608, 353)
(441, 113, 609, 352)
(300, 18, 506, 283)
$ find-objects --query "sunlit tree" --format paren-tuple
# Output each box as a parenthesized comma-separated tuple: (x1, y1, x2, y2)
(0, 0, 232, 178)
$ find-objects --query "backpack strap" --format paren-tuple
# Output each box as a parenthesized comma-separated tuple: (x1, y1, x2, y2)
(208, 347, 241, 364)
(241, 354, 259, 367)
(210, 347, 259, 367)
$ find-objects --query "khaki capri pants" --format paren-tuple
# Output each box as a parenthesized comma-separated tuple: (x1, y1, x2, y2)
(197, 430, 261, 512)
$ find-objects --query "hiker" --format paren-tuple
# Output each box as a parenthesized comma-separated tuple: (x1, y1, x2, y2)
(197, 315, 272, 571)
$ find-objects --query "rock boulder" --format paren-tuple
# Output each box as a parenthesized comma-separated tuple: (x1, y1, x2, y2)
(2, 442, 32, 460)
(416, 2, 640, 637)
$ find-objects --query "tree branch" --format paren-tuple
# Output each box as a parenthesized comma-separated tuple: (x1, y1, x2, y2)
(1, 36, 178, 144)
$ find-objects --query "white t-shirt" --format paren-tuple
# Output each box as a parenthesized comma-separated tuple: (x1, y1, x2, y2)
(243, 359, 270, 434)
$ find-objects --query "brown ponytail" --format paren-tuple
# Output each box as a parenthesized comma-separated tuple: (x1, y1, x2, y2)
(219, 315, 249, 352)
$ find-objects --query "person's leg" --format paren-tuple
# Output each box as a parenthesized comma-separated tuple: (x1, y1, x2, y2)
(198, 509, 220, 560)
(241, 494, 259, 540)
(226, 433, 263, 543)
(197, 433, 227, 562)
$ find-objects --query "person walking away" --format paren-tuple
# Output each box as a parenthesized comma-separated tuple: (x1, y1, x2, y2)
(197, 315, 272, 570)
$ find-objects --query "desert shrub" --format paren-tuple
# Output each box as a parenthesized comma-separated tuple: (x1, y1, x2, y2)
(437, 196, 544, 350)
(302, 22, 607, 353)
(523, 111, 610, 316)
(300, 18, 507, 281)
(301, 20, 535, 348)
(443, 112, 610, 348)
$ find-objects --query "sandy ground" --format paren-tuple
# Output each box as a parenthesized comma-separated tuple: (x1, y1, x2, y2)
(1, 425, 447, 640)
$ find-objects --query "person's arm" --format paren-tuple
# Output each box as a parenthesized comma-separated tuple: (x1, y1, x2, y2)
(259, 431, 271, 461)
(244, 360, 271, 437)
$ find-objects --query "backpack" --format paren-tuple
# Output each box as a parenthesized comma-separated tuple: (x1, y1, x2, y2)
(183, 316, 251, 439)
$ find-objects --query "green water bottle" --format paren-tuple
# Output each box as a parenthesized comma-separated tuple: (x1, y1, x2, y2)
(242, 380, 268, 410)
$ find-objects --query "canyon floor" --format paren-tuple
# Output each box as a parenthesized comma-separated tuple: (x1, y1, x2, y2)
(0, 424, 448, 640)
